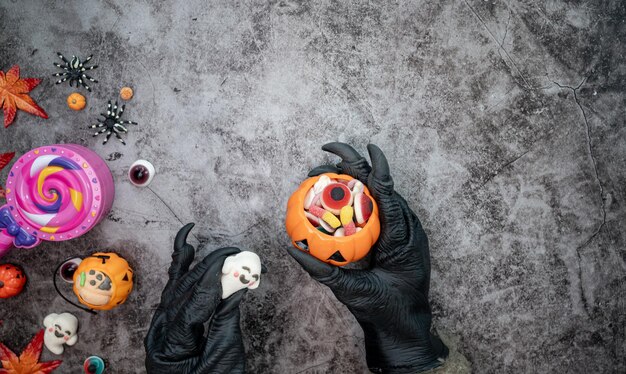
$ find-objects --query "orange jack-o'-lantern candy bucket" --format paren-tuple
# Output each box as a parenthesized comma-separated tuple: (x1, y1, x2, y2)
(286, 173, 380, 266)
(55, 252, 134, 313)
(72, 252, 134, 311)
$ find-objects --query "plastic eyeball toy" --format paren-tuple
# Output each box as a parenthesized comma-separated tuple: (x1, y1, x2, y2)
(59, 258, 82, 283)
(128, 160, 155, 187)
(83, 356, 105, 374)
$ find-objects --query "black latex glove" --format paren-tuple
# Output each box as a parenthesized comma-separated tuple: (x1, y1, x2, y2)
(287, 143, 448, 373)
(145, 223, 247, 374)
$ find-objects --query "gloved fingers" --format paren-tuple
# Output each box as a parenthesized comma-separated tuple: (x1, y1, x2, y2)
(286, 246, 369, 297)
(199, 290, 247, 373)
(364, 145, 410, 258)
(144, 312, 167, 354)
(322, 142, 372, 183)
(308, 164, 340, 177)
(372, 192, 413, 267)
(159, 223, 196, 306)
(164, 248, 240, 355)
(322, 142, 363, 163)
(366, 144, 395, 198)
(286, 245, 336, 279)
(172, 246, 241, 301)
(399, 193, 431, 270)
(213, 289, 247, 319)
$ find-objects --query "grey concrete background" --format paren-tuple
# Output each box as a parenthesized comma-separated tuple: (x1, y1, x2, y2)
(0, 0, 624, 373)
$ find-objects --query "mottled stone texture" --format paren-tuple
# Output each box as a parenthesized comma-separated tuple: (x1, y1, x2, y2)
(0, 1, 624, 373)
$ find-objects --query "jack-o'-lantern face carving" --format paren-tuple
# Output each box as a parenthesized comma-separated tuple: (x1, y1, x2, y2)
(285, 173, 380, 266)
(76, 269, 113, 306)
(72, 252, 133, 311)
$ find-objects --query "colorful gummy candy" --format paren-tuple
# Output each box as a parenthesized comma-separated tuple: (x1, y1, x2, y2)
(303, 176, 373, 237)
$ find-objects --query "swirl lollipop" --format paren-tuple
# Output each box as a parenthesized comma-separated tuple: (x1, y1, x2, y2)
(0, 145, 114, 258)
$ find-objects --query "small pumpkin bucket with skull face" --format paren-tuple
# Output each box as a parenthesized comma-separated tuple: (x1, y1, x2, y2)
(54, 252, 133, 313)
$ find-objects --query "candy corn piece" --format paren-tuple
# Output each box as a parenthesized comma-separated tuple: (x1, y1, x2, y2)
(318, 218, 336, 233)
(340, 206, 354, 226)
(309, 205, 341, 229)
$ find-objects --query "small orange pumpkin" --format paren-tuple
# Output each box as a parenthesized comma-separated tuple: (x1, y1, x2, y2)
(72, 252, 134, 311)
(120, 87, 133, 100)
(0, 263, 27, 298)
(67, 92, 86, 110)
(286, 173, 380, 266)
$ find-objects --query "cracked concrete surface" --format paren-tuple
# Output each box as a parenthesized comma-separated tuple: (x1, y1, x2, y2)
(0, 1, 624, 373)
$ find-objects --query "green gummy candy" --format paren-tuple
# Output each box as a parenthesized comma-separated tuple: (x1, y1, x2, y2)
(79, 271, 86, 287)
(317, 227, 331, 235)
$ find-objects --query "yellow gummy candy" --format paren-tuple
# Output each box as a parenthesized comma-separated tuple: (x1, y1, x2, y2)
(340, 206, 354, 226)
(322, 212, 341, 229)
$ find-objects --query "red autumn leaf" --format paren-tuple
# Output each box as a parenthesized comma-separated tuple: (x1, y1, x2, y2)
(0, 65, 48, 128)
(0, 152, 14, 199)
(0, 152, 14, 170)
(0, 330, 62, 373)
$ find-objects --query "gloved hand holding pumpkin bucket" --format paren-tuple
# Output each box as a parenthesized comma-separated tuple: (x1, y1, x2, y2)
(144, 142, 447, 374)
(286, 143, 449, 374)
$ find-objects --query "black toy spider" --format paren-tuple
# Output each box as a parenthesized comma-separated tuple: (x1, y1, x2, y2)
(90, 101, 138, 145)
(52, 52, 98, 91)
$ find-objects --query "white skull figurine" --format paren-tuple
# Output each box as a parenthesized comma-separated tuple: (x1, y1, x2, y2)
(43, 313, 79, 355)
(221, 251, 262, 299)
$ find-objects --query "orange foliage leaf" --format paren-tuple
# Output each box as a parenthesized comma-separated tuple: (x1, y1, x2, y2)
(0, 66, 48, 128)
(0, 152, 14, 199)
(0, 330, 62, 373)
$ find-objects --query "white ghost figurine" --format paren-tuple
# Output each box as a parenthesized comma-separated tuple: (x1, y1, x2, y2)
(221, 251, 262, 299)
(43, 313, 79, 355)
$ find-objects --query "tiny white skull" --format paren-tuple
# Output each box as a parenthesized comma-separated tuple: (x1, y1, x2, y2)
(43, 313, 79, 355)
(221, 251, 262, 299)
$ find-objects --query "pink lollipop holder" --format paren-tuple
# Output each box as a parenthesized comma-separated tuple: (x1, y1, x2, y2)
(0, 145, 114, 258)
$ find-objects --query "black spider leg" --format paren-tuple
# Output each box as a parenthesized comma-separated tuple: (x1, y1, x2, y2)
(79, 77, 92, 91)
(89, 118, 106, 132)
(111, 101, 119, 118)
(113, 129, 127, 145)
(116, 103, 137, 145)
(82, 73, 98, 83)
(77, 64, 94, 91)
(82, 55, 98, 70)
(115, 104, 139, 128)
(103, 129, 114, 145)
(56, 52, 70, 65)
(53, 71, 69, 84)
(78, 55, 98, 91)
(115, 102, 124, 119)
(53, 53, 71, 84)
